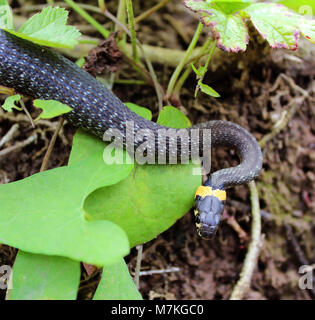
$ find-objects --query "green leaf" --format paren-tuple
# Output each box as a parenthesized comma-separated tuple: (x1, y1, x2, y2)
(125, 102, 152, 121)
(70, 106, 201, 248)
(185, 0, 251, 15)
(5, 7, 81, 48)
(184, 0, 249, 52)
(85, 160, 200, 247)
(93, 259, 142, 300)
(185, 0, 314, 51)
(191, 64, 205, 77)
(8, 251, 80, 300)
(0, 0, 13, 30)
(68, 104, 200, 248)
(33, 99, 72, 120)
(198, 80, 220, 97)
(244, 3, 300, 50)
(0, 150, 133, 266)
(1, 94, 21, 112)
(157, 106, 191, 129)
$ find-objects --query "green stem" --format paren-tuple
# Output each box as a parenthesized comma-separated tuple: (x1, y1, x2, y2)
(115, 79, 147, 85)
(116, 0, 127, 47)
(98, 0, 106, 12)
(166, 22, 203, 99)
(194, 39, 217, 96)
(202, 40, 216, 77)
(125, 0, 139, 63)
(77, 39, 99, 45)
(173, 37, 214, 96)
(63, 0, 110, 38)
(134, 0, 172, 24)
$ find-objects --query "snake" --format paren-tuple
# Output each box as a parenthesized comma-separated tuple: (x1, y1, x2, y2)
(0, 29, 263, 239)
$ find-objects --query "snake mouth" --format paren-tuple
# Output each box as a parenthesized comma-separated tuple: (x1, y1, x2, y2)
(198, 224, 218, 240)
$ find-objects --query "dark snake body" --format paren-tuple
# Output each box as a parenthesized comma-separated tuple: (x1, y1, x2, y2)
(0, 29, 262, 190)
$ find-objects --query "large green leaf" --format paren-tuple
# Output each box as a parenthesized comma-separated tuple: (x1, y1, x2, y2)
(244, 3, 301, 50)
(0, 150, 133, 266)
(184, 0, 250, 52)
(93, 259, 142, 300)
(69, 106, 201, 248)
(8, 251, 80, 300)
(185, 0, 315, 50)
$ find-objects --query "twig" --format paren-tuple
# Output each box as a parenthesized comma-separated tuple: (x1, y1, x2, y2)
(63, 0, 110, 39)
(134, 245, 143, 289)
(259, 96, 305, 148)
(134, 0, 173, 24)
(40, 118, 64, 172)
(105, 9, 164, 109)
(225, 214, 249, 243)
(19, 99, 35, 128)
(138, 267, 180, 276)
(166, 22, 203, 99)
(260, 74, 308, 148)
(125, 0, 139, 63)
(230, 181, 264, 300)
(0, 134, 37, 159)
(0, 124, 19, 149)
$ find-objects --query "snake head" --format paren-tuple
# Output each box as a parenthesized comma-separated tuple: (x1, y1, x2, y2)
(194, 186, 226, 239)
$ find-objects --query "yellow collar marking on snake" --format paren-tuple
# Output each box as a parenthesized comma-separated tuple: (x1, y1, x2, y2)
(195, 186, 226, 201)
(213, 189, 226, 201)
(195, 186, 212, 198)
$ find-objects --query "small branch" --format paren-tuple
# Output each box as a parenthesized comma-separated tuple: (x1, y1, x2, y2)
(260, 74, 308, 148)
(134, 0, 173, 24)
(125, 0, 139, 64)
(166, 22, 203, 99)
(19, 98, 35, 128)
(225, 214, 249, 243)
(0, 124, 19, 149)
(139, 267, 180, 276)
(63, 0, 110, 39)
(134, 245, 143, 289)
(230, 181, 264, 300)
(40, 118, 64, 172)
(0, 134, 37, 159)
(105, 9, 164, 109)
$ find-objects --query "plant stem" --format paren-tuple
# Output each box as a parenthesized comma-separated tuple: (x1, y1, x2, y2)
(63, 0, 110, 39)
(98, 0, 106, 12)
(116, 0, 127, 46)
(40, 118, 64, 172)
(77, 39, 98, 45)
(166, 22, 203, 99)
(230, 181, 263, 300)
(134, 0, 172, 24)
(104, 8, 164, 109)
(125, 0, 139, 64)
(173, 37, 215, 97)
(194, 39, 217, 96)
